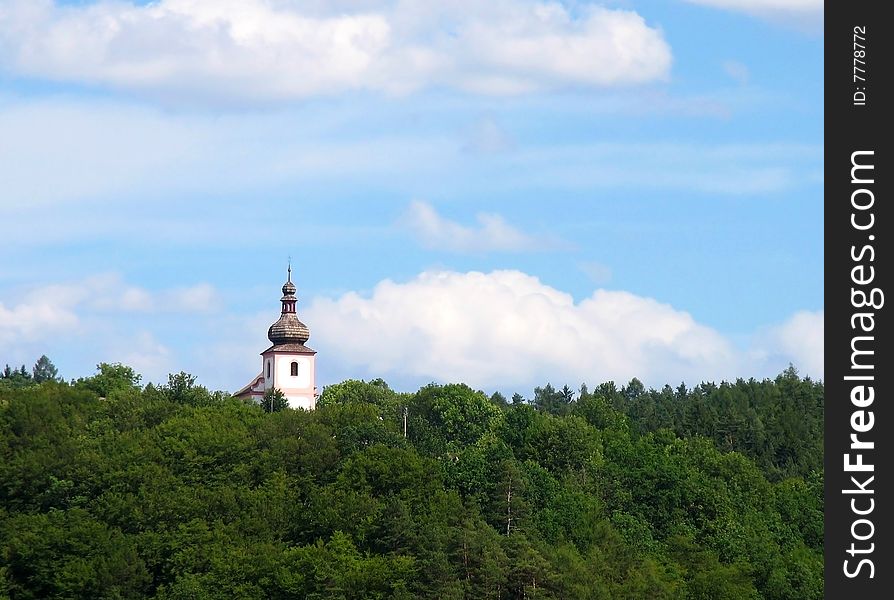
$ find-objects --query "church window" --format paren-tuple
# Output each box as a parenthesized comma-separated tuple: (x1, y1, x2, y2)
(291, 361, 298, 376)
(266, 361, 271, 378)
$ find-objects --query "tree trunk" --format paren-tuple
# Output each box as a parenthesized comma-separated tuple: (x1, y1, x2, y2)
(506, 475, 513, 535)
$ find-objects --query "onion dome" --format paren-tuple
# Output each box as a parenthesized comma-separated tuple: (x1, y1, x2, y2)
(267, 264, 310, 345)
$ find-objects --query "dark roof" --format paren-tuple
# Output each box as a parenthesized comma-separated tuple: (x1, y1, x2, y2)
(261, 343, 316, 355)
(268, 314, 310, 345)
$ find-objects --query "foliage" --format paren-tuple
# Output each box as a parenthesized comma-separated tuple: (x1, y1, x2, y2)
(260, 387, 289, 413)
(0, 365, 823, 599)
(0, 365, 33, 391)
(31, 356, 60, 384)
(600, 367, 824, 480)
(74, 363, 142, 398)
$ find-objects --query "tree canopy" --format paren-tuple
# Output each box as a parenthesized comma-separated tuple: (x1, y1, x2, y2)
(0, 363, 823, 599)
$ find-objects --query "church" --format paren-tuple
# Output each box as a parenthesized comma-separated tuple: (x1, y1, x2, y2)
(235, 266, 317, 409)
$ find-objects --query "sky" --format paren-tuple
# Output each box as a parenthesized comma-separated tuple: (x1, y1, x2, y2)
(0, 0, 823, 397)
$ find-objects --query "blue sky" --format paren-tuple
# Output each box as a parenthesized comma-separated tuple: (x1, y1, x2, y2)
(0, 0, 823, 396)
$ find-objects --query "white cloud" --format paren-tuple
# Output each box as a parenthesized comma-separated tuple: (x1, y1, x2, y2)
(303, 270, 823, 389)
(684, 0, 822, 28)
(18, 274, 216, 315)
(0, 0, 672, 103)
(402, 201, 557, 253)
(0, 274, 219, 384)
(751, 309, 823, 379)
(305, 269, 736, 388)
(1, 269, 823, 391)
(0, 296, 80, 347)
(109, 331, 173, 384)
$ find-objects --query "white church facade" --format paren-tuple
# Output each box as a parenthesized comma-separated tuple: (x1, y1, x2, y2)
(235, 267, 317, 410)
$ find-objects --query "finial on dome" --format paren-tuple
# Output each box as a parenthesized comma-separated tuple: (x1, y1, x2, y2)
(282, 261, 297, 297)
(269, 265, 309, 345)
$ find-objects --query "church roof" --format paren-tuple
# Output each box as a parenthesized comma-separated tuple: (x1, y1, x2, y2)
(261, 343, 316, 355)
(268, 315, 310, 345)
(234, 372, 264, 398)
(267, 264, 311, 346)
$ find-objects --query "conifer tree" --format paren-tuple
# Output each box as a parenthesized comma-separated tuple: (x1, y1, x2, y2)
(32, 355, 59, 383)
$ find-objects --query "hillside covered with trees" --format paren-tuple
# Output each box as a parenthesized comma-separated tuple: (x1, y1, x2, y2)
(0, 362, 822, 599)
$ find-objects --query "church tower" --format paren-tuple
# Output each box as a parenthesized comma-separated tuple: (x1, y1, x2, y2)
(235, 266, 318, 409)
(257, 266, 317, 409)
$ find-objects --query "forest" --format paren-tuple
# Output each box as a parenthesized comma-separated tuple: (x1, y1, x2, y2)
(0, 359, 823, 599)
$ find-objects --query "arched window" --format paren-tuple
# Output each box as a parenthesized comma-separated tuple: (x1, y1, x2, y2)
(291, 361, 299, 377)
(266, 361, 271, 378)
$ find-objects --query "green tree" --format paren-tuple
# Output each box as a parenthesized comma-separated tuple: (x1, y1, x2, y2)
(1, 509, 150, 599)
(487, 460, 530, 536)
(149, 371, 228, 407)
(261, 387, 289, 413)
(0, 364, 33, 389)
(75, 363, 142, 397)
(0, 371, 824, 600)
(669, 535, 761, 600)
(319, 378, 398, 408)
(31, 355, 59, 383)
(410, 383, 504, 454)
(317, 378, 405, 427)
(490, 391, 508, 407)
(533, 383, 573, 416)
(502, 533, 555, 599)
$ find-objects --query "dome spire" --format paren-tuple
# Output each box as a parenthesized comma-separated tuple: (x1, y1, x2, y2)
(281, 263, 297, 301)
(268, 264, 309, 345)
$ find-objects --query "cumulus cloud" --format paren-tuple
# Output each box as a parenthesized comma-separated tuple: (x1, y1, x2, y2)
(402, 201, 560, 253)
(2, 269, 822, 391)
(0, 0, 672, 103)
(684, 0, 822, 28)
(305, 270, 737, 388)
(0, 295, 80, 347)
(304, 270, 823, 389)
(752, 309, 823, 379)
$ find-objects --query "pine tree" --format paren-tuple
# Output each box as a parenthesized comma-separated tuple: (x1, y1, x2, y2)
(32, 355, 59, 383)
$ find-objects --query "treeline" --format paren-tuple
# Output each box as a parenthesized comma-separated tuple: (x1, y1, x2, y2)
(520, 366, 823, 482)
(0, 356, 59, 389)
(0, 364, 822, 599)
